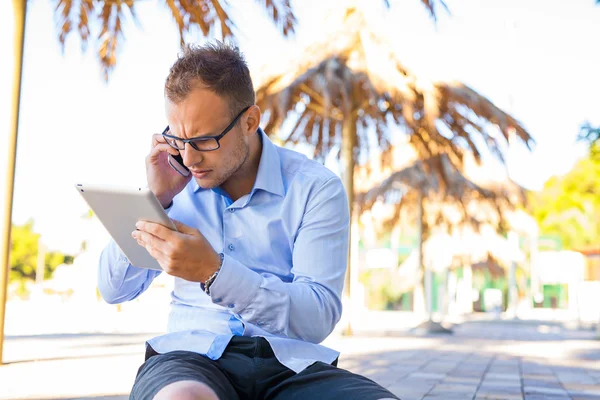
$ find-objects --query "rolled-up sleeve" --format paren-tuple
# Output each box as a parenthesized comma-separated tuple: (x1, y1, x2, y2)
(208, 177, 350, 343)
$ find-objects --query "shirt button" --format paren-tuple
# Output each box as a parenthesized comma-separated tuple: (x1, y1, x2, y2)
(228, 244, 235, 251)
(214, 297, 223, 303)
(228, 208, 235, 213)
(228, 304, 235, 309)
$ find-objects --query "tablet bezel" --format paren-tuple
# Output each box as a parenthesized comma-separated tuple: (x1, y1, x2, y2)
(75, 183, 176, 270)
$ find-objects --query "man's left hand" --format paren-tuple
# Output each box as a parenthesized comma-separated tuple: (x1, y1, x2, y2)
(132, 219, 221, 282)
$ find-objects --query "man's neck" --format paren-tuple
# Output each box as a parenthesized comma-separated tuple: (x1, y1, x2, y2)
(220, 132, 262, 202)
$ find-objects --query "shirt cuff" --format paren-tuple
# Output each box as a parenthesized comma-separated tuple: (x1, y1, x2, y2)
(208, 254, 262, 313)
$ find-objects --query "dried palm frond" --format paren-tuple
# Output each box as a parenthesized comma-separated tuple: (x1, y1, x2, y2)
(418, 0, 450, 21)
(382, 0, 449, 21)
(355, 154, 515, 237)
(54, 0, 297, 80)
(256, 7, 534, 185)
(468, 254, 505, 279)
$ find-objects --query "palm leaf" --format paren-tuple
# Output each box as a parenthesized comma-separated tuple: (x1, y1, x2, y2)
(54, 0, 298, 80)
(382, 0, 449, 21)
(417, 0, 449, 21)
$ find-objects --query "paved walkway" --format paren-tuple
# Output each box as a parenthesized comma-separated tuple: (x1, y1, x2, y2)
(2, 318, 599, 400)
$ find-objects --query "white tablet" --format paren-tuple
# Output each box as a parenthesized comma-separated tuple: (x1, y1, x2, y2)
(75, 183, 176, 270)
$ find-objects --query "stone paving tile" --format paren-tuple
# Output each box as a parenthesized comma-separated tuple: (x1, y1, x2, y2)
(557, 373, 598, 385)
(486, 373, 521, 380)
(407, 372, 447, 381)
(443, 376, 482, 385)
(392, 380, 436, 389)
(453, 368, 488, 375)
(522, 373, 559, 381)
(523, 396, 571, 400)
(423, 393, 474, 399)
(386, 383, 433, 399)
(570, 395, 600, 400)
(430, 383, 478, 393)
(564, 383, 600, 396)
(427, 361, 461, 368)
(479, 384, 523, 393)
(523, 379, 564, 388)
(475, 394, 523, 400)
(478, 389, 523, 397)
(482, 379, 522, 387)
(522, 369, 555, 376)
(391, 396, 422, 400)
(72, 397, 128, 400)
(524, 385, 570, 396)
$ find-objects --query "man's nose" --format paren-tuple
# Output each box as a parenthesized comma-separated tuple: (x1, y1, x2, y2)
(182, 144, 202, 166)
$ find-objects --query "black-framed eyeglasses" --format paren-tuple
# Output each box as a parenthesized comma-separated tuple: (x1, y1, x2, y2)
(162, 106, 251, 152)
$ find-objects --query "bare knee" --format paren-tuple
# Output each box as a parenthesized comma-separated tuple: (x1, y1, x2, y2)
(153, 380, 219, 400)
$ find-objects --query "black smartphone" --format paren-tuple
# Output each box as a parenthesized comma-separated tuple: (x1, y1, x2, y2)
(162, 126, 190, 177)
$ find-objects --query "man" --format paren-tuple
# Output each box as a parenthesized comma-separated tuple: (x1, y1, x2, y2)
(99, 41, 399, 400)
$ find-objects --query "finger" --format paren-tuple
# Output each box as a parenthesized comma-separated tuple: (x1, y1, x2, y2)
(148, 143, 180, 161)
(151, 133, 168, 147)
(171, 219, 200, 236)
(132, 230, 168, 259)
(136, 230, 171, 254)
(132, 231, 145, 245)
(136, 221, 174, 242)
(144, 242, 169, 266)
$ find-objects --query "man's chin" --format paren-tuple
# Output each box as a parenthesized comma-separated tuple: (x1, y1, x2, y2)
(194, 177, 222, 190)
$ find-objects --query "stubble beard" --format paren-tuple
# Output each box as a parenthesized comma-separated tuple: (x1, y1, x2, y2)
(195, 137, 249, 190)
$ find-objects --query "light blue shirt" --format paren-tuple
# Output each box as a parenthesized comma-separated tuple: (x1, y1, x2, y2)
(98, 129, 350, 373)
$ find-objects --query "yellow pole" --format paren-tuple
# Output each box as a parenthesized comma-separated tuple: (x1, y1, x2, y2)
(0, 0, 27, 364)
(341, 111, 357, 336)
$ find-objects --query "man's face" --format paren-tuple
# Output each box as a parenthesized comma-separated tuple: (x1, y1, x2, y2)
(165, 85, 249, 190)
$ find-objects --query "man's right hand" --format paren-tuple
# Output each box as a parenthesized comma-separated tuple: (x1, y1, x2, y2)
(146, 133, 192, 208)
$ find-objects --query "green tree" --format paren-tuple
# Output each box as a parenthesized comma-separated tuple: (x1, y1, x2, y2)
(579, 123, 600, 160)
(9, 220, 73, 284)
(529, 152, 600, 250)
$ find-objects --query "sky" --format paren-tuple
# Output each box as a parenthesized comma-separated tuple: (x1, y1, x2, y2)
(0, 0, 598, 253)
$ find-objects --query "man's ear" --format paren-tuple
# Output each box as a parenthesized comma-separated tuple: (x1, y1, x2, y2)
(243, 105, 261, 136)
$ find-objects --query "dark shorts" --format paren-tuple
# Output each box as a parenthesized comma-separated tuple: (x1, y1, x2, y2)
(130, 336, 400, 400)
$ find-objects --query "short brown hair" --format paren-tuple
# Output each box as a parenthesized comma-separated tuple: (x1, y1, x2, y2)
(165, 41, 255, 116)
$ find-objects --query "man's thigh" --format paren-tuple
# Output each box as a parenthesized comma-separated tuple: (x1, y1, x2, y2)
(265, 361, 400, 400)
(130, 350, 239, 400)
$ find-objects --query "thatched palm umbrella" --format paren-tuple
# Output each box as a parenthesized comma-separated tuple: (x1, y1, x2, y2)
(256, 7, 533, 312)
(357, 153, 514, 233)
(357, 153, 520, 332)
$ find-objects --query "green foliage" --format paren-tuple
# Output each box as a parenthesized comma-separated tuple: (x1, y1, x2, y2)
(579, 123, 600, 160)
(9, 219, 73, 284)
(529, 152, 600, 250)
(360, 269, 404, 310)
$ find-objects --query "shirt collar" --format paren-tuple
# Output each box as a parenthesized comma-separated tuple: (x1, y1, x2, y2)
(192, 128, 284, 198)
